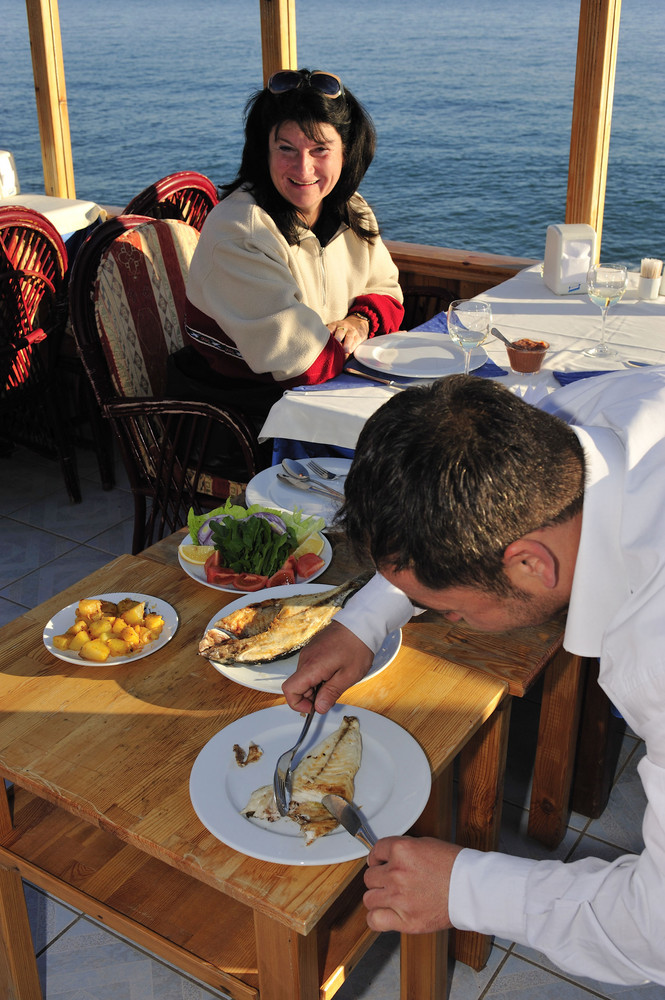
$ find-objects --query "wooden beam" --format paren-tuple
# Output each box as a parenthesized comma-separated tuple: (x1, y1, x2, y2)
(25, 0, 75, 198)
(566, 0, 622, 256)
(259, 0, 297, 85)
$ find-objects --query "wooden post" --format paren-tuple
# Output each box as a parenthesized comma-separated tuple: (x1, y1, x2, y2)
(25, 0, 75, 198)
(566, 0, 622, 257)
(259, 0, 297, 85)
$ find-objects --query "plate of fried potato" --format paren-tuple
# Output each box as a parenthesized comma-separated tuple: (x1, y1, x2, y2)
(43, 593, 178, 665)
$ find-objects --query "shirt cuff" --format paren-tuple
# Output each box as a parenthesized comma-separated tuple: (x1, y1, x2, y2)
(449, 848, 537, 942)
(335, 571, 415, 653)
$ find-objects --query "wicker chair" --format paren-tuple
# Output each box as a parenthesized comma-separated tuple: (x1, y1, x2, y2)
(123, 171, 219, 232)
(0, 206, 82, 502)
(68, 215, 263, 553)
(400, 284, 457, 330)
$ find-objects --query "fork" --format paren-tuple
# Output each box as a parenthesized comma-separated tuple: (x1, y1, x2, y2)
(273, 684, 321, 816)
(307, 460, 338, 480)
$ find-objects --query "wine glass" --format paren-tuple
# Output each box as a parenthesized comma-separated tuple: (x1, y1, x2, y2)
(447, 300, 492, 374)
(584, 263, 628, 359)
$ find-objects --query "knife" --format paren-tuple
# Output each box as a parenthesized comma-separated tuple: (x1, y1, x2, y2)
(276, 474, 344, 500)
(345, 367, 402, 388)
(322, 793, 377, 850)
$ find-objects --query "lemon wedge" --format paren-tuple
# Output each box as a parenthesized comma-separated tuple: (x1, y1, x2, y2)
(292, 534, 325, 559)
(179, 543, 215, 565)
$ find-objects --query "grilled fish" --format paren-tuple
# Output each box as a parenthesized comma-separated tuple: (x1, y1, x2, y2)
(199, 573, 371, 665)
(241, 715, 362, 844)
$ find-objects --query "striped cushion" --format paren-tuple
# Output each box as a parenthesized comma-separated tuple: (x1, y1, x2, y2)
(93, 219, 199, 397)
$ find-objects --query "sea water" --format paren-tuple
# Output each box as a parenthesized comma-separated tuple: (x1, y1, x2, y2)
(4, 0, 664, 263)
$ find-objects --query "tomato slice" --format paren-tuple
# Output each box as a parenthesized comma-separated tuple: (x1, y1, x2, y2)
(234, 573, 268, 591)
(280, 554, 298, 577)
(204, 550, 221, 574)
(296, 553, 325, 579)
(206, 565, 238, 586)
(267, 568, 296, 587)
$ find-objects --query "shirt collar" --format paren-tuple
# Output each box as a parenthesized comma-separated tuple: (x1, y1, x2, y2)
(564, 424, 630, 656)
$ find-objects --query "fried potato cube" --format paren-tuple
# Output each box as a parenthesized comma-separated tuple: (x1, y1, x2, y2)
(111, 617, 128, 635)
(88, 617, 115, 639)
(137, 626, 156, 645)
(77, 599, 103, 621)
(67, 619, 89, 635)
(119, 601, 146, 626)
(79, 638, 111, 662)
(143, 613, 164, 632)
(107, 637, 130, 657)
(68, 630, 90, 651)
(120, 625, 140, 648)
(52, 635, 72, 651)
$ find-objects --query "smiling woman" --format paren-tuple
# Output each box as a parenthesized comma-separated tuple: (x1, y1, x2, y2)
(164, 67, 404, 420)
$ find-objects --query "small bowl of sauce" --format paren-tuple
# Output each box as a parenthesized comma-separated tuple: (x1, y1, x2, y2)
(505, 337, 549, 374)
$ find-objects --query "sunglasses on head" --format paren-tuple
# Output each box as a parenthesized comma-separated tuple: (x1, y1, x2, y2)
(267, 70, 344, 99)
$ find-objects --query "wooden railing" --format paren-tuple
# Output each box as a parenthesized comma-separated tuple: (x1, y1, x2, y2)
(385, 240, 538, 328)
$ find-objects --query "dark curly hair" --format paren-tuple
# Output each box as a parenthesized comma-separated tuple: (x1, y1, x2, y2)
(340, 375, 586, 595)
(221, 70, 378, 245)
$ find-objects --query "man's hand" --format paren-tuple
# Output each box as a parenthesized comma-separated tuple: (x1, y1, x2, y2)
(282, 620, 375, 713)
(363, 836, 463, 934)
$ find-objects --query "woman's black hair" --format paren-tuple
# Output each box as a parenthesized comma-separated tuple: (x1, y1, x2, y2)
(221, 70, 378, 245)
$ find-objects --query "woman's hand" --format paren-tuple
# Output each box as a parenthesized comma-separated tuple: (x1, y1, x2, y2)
(328, 314, 370, 355)
(282, 620, 375, 713)
(363, 837, 463, 933)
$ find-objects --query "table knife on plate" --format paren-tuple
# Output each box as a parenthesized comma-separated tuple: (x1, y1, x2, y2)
(276, 474, 344, 500)
(322, 793, 377, 850)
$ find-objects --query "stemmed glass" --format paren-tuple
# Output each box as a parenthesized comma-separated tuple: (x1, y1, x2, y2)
(447, 300, 492, 374)
(584, 263, 628, 359)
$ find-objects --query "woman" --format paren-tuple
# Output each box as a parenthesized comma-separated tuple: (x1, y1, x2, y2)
(177, 69, 404, 411)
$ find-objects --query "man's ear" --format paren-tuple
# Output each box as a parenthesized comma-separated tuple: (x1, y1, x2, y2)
(503, 538, 558, 589)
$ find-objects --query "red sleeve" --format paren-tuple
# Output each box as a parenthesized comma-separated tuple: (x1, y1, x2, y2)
(280, 335, 346, 388)
(349, 293, 404, 337)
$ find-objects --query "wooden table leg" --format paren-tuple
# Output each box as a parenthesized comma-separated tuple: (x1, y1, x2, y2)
(0, 862, 43, 1000)
(528, 649, 584, 848)
(254, 910, 319, 1000)
(400, 765, 452, 1000)
(571, 657, 626, 818)
(452, 695, 512, 970)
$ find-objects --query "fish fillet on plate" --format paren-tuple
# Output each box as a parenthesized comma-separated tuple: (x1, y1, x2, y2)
(242, 716, 361, 844)
(199, 574, 371, 666)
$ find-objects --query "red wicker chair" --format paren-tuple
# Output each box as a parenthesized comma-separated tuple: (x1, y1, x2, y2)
(123, 171, 219, 232)
(68, 215, 263, 553)
(0, 206, 82, 502)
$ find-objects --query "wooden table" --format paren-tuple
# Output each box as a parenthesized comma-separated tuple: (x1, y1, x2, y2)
(142, 530, 593, 971)
(0, 546, 508, 999)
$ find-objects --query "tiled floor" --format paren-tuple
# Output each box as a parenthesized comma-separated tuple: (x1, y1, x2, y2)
(0, 443, 654, 999)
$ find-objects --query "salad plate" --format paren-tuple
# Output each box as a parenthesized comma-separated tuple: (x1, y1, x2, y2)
(43, 593, 178, 665)
(189, 702, 431, 865)
(178, 534, 332, 593)
(203, 583, 402, 692)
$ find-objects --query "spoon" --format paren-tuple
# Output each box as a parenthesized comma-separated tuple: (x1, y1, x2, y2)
(280, 459, 345, 499)
(491, 326, 518, 349)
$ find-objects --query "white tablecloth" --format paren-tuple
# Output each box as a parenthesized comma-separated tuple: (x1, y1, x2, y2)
(259, 265, 665, 450)
(0, 193, 105, 238)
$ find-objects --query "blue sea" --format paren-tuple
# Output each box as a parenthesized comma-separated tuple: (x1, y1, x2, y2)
(4, 0, 664, 264)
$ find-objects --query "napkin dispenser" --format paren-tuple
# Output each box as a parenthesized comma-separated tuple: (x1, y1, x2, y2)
(543, 224, 596, 295)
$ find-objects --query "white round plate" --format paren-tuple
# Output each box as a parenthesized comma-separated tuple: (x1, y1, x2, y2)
(354, 330, 487, 378)
(202, 583, 402, 693)
(43, 593, 178, 665)
(189, 702, 431, 865)
(178, 534, 332, 593)
(245, 459, 351, 524)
